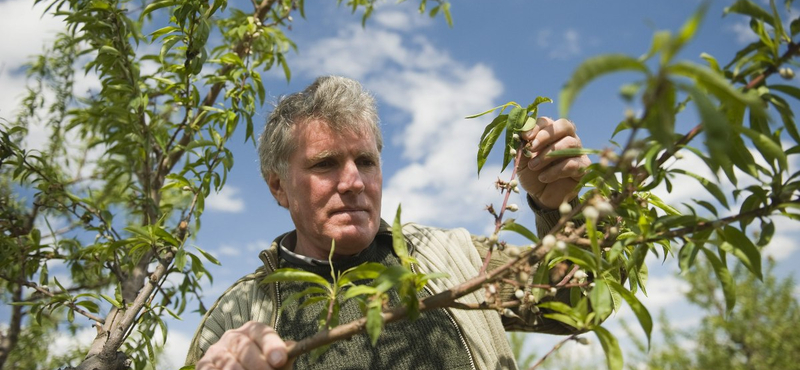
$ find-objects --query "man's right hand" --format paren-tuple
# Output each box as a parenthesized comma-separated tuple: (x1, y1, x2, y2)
(196, 321, 292, 370)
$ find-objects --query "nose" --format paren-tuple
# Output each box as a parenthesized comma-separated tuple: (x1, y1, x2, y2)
(337, 160, 365, 194)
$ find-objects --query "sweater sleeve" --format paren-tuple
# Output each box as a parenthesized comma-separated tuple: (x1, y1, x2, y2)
(528, 195, 582, 237)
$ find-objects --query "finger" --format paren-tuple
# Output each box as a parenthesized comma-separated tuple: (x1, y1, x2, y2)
(527, 135, 582, 172)
(198, 345, 241, 370)
(527, 118, 577, 153)
(519, 116, 550, 142)
(246, 323, 287, 368)
(537, 155, 590, 183)
(230, 334, 269, 370)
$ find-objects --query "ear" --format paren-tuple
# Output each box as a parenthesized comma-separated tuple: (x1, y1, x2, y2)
(267, 172, 289, 208)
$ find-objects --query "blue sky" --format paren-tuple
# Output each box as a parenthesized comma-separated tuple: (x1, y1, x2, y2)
(1, 0, 799, 367)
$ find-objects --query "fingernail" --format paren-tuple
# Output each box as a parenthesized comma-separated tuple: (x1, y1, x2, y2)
(529, 139, 540, 151)
(269, 350, 286, 367)
(538, 173, 548, 182)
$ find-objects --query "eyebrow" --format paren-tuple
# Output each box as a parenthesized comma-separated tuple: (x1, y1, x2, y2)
(307, 150, 380, 164)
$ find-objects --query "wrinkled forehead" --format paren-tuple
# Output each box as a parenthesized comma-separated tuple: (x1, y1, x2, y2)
(292, 117, 379, 147)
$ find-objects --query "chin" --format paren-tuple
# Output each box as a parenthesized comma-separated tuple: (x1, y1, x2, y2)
(330, 225, 377, 253)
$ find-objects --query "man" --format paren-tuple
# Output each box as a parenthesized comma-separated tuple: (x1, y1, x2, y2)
(187, 76, 590, 369)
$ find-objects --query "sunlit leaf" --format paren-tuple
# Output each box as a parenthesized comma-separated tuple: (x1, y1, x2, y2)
(594, 326, 623, 370)
(262, 268, 330, 287)
(560, 55, 649, 117)
(722, 226, 763, 280)
(606, 280, 653, 348)
(702, 247, 736, 316)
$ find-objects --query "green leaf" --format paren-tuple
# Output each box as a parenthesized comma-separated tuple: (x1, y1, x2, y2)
(195, 246, 221, 265)
(366, 300, 384, 346)
(589, 279, 613, 324)
(339, 262, 386, 286)
(560, 54, 649, 117)
(702, 247, 736, 316)
(391, 204, 410, 266)
(141, 0, 177, 19)
(722, 226, 763, 280)
(100, 294, 123, 309)
(503, 107, 527, 171)
(477, 114, 507, 175)
(678, 240, 700, 272)
(672, 169, 729, 209)
(594, 326, 623, 370)
(725, 0, 776, 27)
(646, 193, 681, 216)
(501, 220, 539, 243)
(606, 280, 652, 348)
(734, 124, 787, 170)
(669, 61, 765, 116)
(546, 148, 602, 158)
(465, 102, 516, 119)
(262, 268, 330, 287)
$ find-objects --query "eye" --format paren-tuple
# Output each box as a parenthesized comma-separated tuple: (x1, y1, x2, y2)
(312, 159, 334, 169)
(357, 157, 378, 167)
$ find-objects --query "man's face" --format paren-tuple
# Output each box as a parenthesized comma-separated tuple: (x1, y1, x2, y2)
(268, 119, 382, 260)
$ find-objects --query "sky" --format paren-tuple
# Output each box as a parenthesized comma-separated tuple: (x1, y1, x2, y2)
(1, 0, 799, 368)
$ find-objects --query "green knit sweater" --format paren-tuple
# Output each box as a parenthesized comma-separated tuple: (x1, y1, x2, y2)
(276, 237, 473, 369)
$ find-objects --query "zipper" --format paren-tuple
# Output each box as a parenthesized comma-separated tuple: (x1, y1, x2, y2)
(263, 251, 282, 330)
(413, 264, 477, 370)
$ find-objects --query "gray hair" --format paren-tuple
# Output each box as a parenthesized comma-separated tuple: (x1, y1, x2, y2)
(258, 76, 382, 181)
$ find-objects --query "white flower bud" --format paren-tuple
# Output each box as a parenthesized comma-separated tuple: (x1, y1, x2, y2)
(505, 246, 521, 257)
(488, 284, 497, 294)
(182, 186, 192, 192)
(529, 304, 540, 313)
(503, 308, 516, 317)
(780, 67, 795, 80)
(596, 201, 614, 216)
(509, 148, 518, 157)
(559, 202, 572, 215)
(574, 270, 587, 280)
(576, 337, 590, 345)
(556, 241, 567, 251)
(509, 179, 518, 188)
(542, 235, 556, 248)
(512, 133, 520, 141)
(506, 204, 519, 212)
(583, 206, 599, 221)
(515, 289, 525, 300)
(547, 287, 558, 296)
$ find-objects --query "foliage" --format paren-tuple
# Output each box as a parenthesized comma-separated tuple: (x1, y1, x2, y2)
(3, 0, 800, 369)
(268, 0, 800, 369)
(627, 260, 800, 370)
(0, 0, 451, 369)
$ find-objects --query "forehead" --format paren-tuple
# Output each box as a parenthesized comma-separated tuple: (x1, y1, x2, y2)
(291, 119, 378, 156)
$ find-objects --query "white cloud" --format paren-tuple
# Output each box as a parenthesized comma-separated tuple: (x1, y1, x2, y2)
(0, 0, 64, 119)
(729, 21, 760, 45)
(636, 274, 690, 312)
(290, 15, 506, 228)
(217, 245, 241, 257)
(535, 28, 582, 60)
(373, 8, 430, 31)
(206, 186, 246, 213)
(762, 215, 799, 260)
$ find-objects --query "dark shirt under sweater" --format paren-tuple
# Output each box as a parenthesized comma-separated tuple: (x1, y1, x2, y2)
(275, 238, 474, 370)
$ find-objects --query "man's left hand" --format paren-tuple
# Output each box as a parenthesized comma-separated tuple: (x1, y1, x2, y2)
(517, 117, 590, 210)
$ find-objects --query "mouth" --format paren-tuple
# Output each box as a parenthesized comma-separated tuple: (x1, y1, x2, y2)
(330, 208, 369, 216)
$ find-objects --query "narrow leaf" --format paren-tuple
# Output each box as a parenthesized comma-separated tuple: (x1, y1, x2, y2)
(560, 55, 648, 117)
